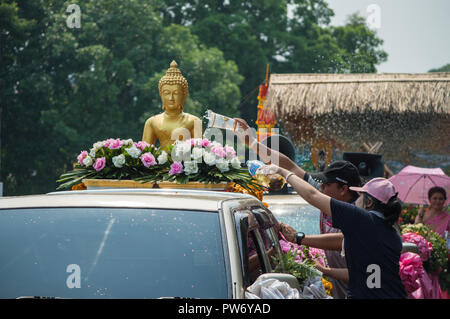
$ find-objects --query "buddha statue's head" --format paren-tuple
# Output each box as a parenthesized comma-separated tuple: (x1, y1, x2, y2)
(158, 60, 188, 114)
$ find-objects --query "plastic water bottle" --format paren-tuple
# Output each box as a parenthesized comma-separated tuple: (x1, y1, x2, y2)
(247, 160, 286, 191)
(246, 160, 265, 176)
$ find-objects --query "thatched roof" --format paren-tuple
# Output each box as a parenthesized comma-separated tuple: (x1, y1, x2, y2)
(265, 73, 450, 161)
(266, 73, 450, 115)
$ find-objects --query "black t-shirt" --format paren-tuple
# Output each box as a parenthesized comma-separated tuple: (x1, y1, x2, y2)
(330, 198, 407, 299)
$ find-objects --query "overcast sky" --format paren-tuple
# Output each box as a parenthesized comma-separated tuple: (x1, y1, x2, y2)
(325, 0, 450, 73)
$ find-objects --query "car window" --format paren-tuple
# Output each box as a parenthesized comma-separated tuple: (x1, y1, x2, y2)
(250, 208, 283, 271)
(258, 227, 281, 270)
(0, 208, 228, 299)
(246, 231, 264, 284)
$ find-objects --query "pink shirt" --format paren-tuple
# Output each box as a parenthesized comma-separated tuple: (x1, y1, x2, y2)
(425, 211, 450, 238)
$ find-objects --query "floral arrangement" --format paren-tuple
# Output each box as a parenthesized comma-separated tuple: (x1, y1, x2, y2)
(57, 137, 261, 192)
(278, 237, 328, 268)
(272, 248, 322, 286)
(274, 235, 330, 295)
(401, 223, 449, 291)
(398, 252, 425, 296)
(401, 232, 433, 262)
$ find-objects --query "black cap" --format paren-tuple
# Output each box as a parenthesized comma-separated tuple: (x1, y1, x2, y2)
(311, 160, 362, 187)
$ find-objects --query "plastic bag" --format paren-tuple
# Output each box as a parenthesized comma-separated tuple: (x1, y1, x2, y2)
(299, 276, 333, 299)
(245, 277, 300, 299)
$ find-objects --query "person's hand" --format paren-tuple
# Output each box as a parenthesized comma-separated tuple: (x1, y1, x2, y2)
(233, 118, 256, 146)
(234, 118, 250, 132)
(255, 164, 280, 176)
(279, 222, 297, 243)
(313, 262, 328, 274)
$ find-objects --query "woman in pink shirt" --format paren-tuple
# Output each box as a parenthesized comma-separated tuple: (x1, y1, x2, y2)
(415, 186, 449, 238)
(414, 186, 449, 299)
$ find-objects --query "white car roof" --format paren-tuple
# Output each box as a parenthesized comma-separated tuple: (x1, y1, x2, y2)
(0, 189, 256, 212)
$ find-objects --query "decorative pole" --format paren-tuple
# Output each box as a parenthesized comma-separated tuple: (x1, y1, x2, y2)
(256, 64, 277, 142)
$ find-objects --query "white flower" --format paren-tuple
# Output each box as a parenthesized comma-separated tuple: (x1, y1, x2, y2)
(92, 141, 103, 150)
(216, 158, 230, 172)
(89, 148, 97, 158)
(183, 160, 199, 175)
(173, 141, 191, 161)
(125, 145, 141, 159)
(157, 151, 168, 165)
(82, 155, 93, 167)
(112, 154, 126, 168)
(123, 139, 134, 146)
(203, 151, 216, 166)
(192, 138, 203, 147)
(191, 147, 204, 162)
(231, 156, 241, 169)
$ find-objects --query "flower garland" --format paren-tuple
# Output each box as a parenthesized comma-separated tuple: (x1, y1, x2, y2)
(399, 252, 425, 296)
(57, 137, 262, 192)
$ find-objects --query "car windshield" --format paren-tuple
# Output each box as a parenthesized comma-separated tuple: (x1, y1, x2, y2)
(0, 207, 228, 299)
(269, 204, 320, 235)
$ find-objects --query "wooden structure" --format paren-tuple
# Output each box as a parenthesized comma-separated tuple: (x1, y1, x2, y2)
(265, 73, 450, 164)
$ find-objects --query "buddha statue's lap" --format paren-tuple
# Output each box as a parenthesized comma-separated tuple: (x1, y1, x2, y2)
(142, 60, 202, 149)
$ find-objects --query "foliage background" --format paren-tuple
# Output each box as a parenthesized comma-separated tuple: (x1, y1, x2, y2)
(1, 0, 389, 195)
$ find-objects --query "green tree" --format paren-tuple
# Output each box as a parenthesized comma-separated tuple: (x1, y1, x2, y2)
(429, 63, 450, 72)
(160, 0, 388, 121)
(1, 0, 242, 195)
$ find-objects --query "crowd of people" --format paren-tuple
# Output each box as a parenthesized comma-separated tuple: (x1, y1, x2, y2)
(233, 118, 449, 299)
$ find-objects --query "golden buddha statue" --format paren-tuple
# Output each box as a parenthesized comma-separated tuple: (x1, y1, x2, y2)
(142, 60, 202, 149)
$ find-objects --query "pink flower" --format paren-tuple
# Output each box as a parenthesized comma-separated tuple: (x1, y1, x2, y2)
(279, 239, 305, 263)
(77, 151, 88, 165)
(108, 138, 123, 150)
(135, 141, 150, 151)
(102, 138, 113, 148)
(93, 157, 106, 171)
(201, 138, 211, 148)
(308, 247, 327, 267)
(169, 162, 184, 175)
(211, 145, 226, 158)
(402, 232, 433, 262)
(140, 152, 156, 168)
(399, 252, 424, 294)
(224, 145, 236, 158)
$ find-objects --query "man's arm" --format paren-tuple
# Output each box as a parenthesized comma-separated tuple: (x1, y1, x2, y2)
(279, 222, 343, 251)
(315, 264, 349, 283)
(278, 167, 332, 217)
(234, 118, 306, 179)
(302, 233, 344, 251)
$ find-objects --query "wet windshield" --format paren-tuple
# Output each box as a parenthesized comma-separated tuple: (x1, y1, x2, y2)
(0, 208, 228, 298)
(269, 204, 320, 235)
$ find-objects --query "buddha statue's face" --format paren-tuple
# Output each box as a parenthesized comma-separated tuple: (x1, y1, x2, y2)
(161, 84, 185, 113)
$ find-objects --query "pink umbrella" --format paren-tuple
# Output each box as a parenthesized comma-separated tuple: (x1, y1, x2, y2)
(389, 165, 450, 205)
